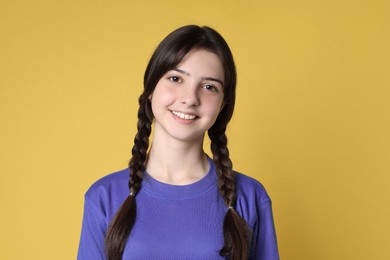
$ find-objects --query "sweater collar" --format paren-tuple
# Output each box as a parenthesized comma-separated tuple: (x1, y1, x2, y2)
(141, 156, 217, 199)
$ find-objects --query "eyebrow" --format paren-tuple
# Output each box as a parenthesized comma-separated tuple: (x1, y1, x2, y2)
(173, 68, 224, 87)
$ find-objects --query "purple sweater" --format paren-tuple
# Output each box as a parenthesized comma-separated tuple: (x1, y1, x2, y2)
(78, 158, 279, 259)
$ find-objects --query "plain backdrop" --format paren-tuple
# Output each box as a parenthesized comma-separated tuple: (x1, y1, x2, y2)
(1, 0, 389, 259)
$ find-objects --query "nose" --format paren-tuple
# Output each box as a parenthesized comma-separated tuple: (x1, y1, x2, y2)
(180, 84, 200, 106)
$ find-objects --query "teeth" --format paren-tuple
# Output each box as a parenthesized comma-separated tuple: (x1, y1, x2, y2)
(172, 111, 196, 120)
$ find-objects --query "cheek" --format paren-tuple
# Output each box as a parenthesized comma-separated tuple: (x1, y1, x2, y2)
(151, 86, 175, 111)
(204, 96, 224, 117)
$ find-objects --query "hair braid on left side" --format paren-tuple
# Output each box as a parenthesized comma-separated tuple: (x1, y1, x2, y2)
(209, 128, 235, 206)
(209, 128, 252, 260)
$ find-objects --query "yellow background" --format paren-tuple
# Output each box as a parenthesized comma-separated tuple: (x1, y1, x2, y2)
(1, 0, 389, 259)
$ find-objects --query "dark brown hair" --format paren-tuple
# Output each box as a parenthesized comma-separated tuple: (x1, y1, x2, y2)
(105, 25, 251, 260)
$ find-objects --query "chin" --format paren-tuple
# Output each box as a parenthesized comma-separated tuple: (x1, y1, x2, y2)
(168, 130, 205, 143)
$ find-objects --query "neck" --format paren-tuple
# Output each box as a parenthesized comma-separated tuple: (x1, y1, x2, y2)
(146, 133, 209, 185)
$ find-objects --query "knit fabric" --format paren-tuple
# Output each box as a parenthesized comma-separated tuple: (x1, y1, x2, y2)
(78, 157, 279, 259)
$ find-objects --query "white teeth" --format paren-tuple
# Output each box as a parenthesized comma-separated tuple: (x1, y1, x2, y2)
(171, 111, 196, 120)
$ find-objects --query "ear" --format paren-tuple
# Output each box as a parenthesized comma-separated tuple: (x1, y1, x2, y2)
(149, 93, 153, 101)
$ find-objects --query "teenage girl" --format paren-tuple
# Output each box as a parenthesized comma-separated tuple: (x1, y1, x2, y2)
(78, 25, 279, 260)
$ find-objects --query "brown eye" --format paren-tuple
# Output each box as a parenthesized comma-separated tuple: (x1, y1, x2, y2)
(203, 84, 217, 92)
(168, 76, 181, 82)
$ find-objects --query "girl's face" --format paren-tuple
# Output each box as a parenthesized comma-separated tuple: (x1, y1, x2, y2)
(150, 48, 225, 144)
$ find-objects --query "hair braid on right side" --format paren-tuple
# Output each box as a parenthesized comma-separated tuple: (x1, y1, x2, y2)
(129, 99, 152, 195)
(209, 128, 251, 260)
(105, 98, 152, 260)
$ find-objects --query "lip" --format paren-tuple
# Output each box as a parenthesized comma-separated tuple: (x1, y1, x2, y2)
(170, 110, 199, 123)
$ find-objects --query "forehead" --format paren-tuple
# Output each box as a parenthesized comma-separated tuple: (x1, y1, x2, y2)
(175, 49, 224, 83)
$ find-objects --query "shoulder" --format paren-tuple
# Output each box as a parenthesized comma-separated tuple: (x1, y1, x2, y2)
(234, 171, 274, 226)
(84, 169, 130, 215)
(234, 171, 271, 207)
(85, 168, 129, 197)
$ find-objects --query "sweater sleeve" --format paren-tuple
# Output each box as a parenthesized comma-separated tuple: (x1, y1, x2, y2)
(250, 199, 279, 260)
(77, 196, 107, 260)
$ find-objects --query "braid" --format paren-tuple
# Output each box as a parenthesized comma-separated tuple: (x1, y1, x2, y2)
(129, 100, 152, 195)
(209, 128, 251, 260)
(105, 98, 152, 260)
(210, 130, 235, 206)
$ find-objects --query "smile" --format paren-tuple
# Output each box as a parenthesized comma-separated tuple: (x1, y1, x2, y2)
(171, 110, 197, 120)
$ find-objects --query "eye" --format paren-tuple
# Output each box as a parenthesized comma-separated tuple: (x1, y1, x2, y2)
(202, 84, 218, 92)
(168, 76, 182, 83)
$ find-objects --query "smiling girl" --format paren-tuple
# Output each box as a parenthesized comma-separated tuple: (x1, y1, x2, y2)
(78, 25, 279, 260)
